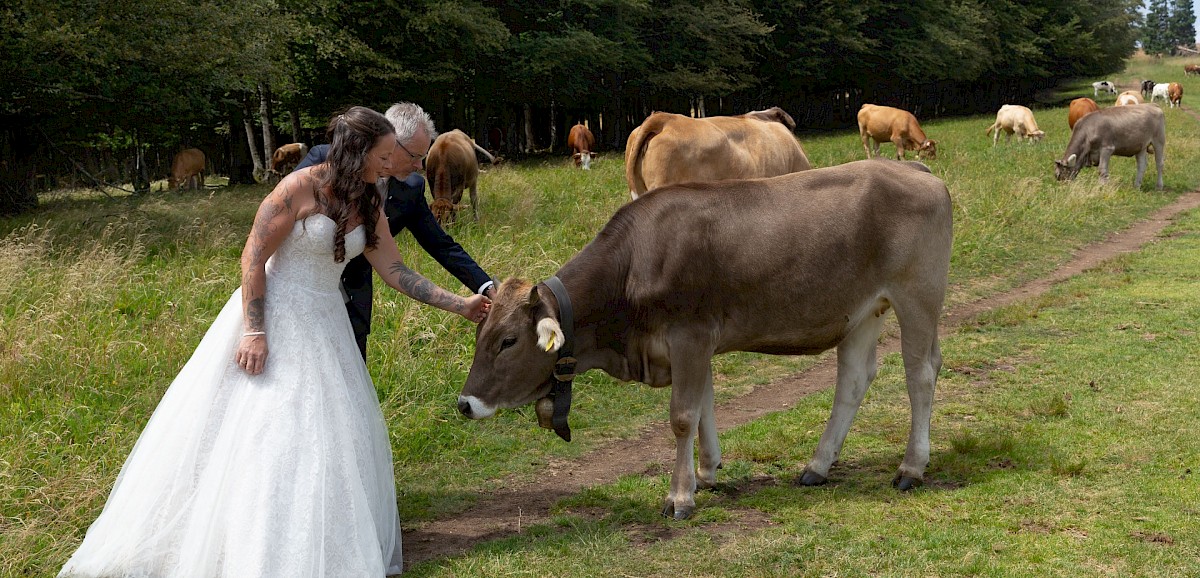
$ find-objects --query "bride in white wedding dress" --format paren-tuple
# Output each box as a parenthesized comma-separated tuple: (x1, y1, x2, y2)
(59, 107, 491, 578)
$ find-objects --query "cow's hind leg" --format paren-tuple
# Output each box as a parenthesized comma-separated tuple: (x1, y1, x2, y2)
(800, 306, 887, 486)
(695, 368, 721, 490)
(888, 282, 946, 490)
(469, 183, 479, 221)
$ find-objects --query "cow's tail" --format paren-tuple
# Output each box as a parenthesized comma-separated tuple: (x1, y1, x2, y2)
(472, 142, 497, 165)
(625, 114, 667, 197)
(984, 121, 998, 136)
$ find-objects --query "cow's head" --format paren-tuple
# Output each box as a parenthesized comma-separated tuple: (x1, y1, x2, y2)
(430, 198, 458, 225)
(573, 151, 593, 170)
(918, 140, 938, 160)
(1054, 154, 1080, 181)
(1028, 130, 1046, 142)
(458, 279, 564, 420)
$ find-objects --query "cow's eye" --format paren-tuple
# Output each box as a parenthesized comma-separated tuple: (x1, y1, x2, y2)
(499, 337, 518, 351)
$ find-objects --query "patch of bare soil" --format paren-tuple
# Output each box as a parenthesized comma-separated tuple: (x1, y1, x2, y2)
(404, 185, 1200, 569)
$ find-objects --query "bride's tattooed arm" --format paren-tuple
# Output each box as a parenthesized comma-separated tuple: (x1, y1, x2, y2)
(386, 260, 466, 313)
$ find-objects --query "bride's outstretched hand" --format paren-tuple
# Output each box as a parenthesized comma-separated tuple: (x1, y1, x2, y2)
(462, 294, 492, 324)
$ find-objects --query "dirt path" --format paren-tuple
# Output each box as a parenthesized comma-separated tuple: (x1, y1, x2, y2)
(404, 186, 1200, 569)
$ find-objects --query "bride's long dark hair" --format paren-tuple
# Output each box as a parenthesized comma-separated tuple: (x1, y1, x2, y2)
(316, 106, 393, 262)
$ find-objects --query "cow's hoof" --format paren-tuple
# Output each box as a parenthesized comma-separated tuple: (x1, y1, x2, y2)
(892, 475, 923, 491)
(797, 469, 828, 486)
(661, 501, 694, 520)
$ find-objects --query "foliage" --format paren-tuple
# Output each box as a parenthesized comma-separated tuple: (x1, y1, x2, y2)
(1143, 0, 1196, 54)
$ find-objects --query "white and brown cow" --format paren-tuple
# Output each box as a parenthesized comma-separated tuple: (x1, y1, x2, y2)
(1116, 90, 1144, 106)
(858, 104, 937, 160)
(984, 104, 1045, 145)
(1055, 104, 1165, 190)
(567, 123, 596, 170)
(426, 129, 495, 224)
(1168, 82, 1183, 108)
(270, 142, 308, 176)
(623, 107, 811, 199)
(458, 159, 953, 520)
(168, 148, 205, 191)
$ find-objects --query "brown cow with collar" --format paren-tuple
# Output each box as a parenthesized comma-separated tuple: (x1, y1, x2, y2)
(858, 104, 937, 160)
(457, 159, 953, 520)
(623, 107, 811, 200)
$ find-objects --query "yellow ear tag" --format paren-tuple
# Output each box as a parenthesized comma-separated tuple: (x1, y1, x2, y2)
(545, 334, 556, 352)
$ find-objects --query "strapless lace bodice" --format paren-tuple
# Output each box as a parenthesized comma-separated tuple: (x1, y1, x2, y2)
(265, 214, 365, 293)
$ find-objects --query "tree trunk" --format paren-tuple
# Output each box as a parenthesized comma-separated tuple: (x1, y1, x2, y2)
(523, 103, 534, 153)
(290, 109, 301, 144)
(259, 83, 276, 177)
(549, 100, 557, 152)
(133, 130, 150, 194)
(242, 94, 264, 179)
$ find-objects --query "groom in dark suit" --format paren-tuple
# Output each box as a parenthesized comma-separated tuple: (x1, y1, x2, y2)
(295, 102, 495, 359)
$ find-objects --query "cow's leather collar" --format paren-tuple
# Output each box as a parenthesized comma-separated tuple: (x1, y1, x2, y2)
(543, 275, 576, 442)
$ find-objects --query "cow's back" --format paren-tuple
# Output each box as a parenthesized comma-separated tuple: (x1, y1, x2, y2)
(1070, 104, 1165, 156)
(603, 159, 951, 353)
(627, 112, 810, 196)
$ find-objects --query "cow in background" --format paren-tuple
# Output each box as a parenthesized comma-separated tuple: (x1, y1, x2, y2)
(624, 107, 810, 200)
(1185, 64, 1200, 76)
(985, 105, 1045, 145)
(858, 104, 937, 160)
(426, 129, 495, 224)
(1093, 81, 1117, 96)
(1116, 91, 1143, 106)
(1150, 83, 1171, 104)
(1068, 98, 1100, 130)
(270, 143, 308, 176)
(1168, 82, 1183, 108)
(1054, 104, 1165, 190)
(168, 148, 206, 191)
(567, 123, 596, 169)
(1141, 80, 1156, 100)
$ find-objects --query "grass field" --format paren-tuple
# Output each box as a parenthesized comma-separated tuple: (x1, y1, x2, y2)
(3, 54, 1200, 576)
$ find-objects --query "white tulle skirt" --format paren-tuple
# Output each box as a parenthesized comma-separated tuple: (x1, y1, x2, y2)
(59, 285, 403, 577)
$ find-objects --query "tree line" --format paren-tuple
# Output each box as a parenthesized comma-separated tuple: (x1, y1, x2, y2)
(1, 0, 1146, 214)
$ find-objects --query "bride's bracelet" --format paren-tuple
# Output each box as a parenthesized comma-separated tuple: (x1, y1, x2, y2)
(242, 331, 266, 337)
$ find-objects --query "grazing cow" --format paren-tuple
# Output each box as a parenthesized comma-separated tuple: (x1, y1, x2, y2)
(1068, 98, 1100, 130)
(1054, 104, 1165, 190)
(858, 104, 937, 161)
(1116, 91, 1143, 106)
(270, 143, 308, 176)
(624, 107, 811, 200)
(1168, 82, 1183, 108)
(984, 104, 1045, 145)
(1141, 80, 1156, 100)
(168, 148, 205, 191)
(1092, 81, 1117, 96)
(1185, 64, 1200, 76)
(457, 159, 953, 520)
(1150, 83, 1171, 104)
(566, 123, 596, 169)
(426, 129, 495, 224)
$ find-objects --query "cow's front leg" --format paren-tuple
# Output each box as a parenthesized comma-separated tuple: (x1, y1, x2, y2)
(1134, 150, 1148, 189)
(892, 138, 906, 160)
(663, 344, 714, 520)
(469, 184, 480, 221)
(802, 311, 887, 485)
(1098, 146, 1115, 184)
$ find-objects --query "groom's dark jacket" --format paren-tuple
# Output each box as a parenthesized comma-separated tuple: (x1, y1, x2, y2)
(295, 144, 493, 358)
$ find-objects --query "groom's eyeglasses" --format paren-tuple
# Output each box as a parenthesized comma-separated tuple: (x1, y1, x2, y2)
(397, 139, 428, 163)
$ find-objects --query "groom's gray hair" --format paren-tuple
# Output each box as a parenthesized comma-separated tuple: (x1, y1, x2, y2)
(385, 102, 438, 145)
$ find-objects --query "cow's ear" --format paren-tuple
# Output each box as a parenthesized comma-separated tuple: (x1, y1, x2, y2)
(536, 317, 564, 353)
(527, 286, 541, 307)
(1066, 154, 1077, 166)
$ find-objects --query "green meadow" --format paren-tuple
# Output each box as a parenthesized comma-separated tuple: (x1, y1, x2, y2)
(3, 55, 1199, 575)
